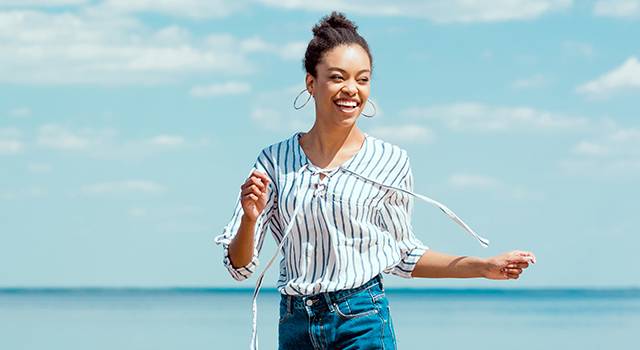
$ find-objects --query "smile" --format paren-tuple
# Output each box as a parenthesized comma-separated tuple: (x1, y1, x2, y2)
(334, 99, 360, 113)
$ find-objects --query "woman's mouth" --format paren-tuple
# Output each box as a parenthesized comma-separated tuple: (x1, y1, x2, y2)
(334, 99, 360, 113)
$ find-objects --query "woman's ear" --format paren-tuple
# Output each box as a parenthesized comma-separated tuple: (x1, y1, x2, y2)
(305, 73, 315, 96)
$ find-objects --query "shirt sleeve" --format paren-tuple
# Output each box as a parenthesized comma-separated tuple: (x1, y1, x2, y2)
(213, 147, 280, 281)
(377, 153, 429, 279)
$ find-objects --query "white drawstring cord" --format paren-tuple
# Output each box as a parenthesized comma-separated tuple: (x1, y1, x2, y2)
(247, 164, 489, 349)
(340, 167, 490, 247)
(250, 164, 308, 350)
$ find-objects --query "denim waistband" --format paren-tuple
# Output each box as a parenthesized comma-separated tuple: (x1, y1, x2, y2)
(281, 274, 384, 310)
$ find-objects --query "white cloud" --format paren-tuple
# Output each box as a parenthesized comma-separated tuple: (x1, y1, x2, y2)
(148, 135, 185, 147)
(8, 107, 31, 118)
(577, 57, 640, 96)
(0, 9, 305, 85)
(128, 207, 148, 217)
(367, 125, 435, 144)
(404, 102, 589, 133)
(0, 186, 46, 200)
(511, 74, 548, 89)
(563, 41, 594, 58)
(448, 173, 544, 200)
(0, 10, 255, 85)
(256, 0, 573, 23)
(239, 37, 306, 60)
(572, 141, 610, 156)
(0, 0, 87, 6)
(0, 127, 24, 155)
(594, 0, 640, 18)
(36, 124, 108, 150)
(82, 180, 166, 196)
(562, 125, 640, 176)
(0, 139, 23, 155)
(96, 0, 244, 19)
(449, 174, 499, 189)
(34, 124, 196, 158)
(190, 81, 252, 97)
(27, 162, 52, 173)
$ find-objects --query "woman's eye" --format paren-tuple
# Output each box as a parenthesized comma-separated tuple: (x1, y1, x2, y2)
(330, 75, 343, 80)
(359, 78, 370, 83)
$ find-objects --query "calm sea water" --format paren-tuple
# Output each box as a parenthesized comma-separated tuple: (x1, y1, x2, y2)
(1, 288, 638, 350)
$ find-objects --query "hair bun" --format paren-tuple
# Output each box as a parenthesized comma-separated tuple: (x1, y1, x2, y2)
(312, 11, 358, 36)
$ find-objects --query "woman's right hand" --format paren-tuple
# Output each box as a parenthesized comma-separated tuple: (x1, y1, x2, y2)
(240, 170, 271, 223)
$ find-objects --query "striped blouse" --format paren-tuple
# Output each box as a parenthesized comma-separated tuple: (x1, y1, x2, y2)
(215, 131, 429, 295)
(215, 131, 491, 349)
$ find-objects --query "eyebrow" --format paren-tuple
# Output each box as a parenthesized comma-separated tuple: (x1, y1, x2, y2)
(327, 67, 371, 74)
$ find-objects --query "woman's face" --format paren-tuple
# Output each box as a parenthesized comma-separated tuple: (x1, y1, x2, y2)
(307, 44, 371, 126)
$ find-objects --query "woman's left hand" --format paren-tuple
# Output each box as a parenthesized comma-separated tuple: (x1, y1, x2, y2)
(483, 250, 536, 280)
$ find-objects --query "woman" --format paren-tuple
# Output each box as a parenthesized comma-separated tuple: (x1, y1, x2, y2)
(215, 11, 536, 350)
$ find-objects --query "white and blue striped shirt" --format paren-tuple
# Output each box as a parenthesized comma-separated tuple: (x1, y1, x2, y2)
(215, 131, 429, 295)
(215, 131, 491, 349)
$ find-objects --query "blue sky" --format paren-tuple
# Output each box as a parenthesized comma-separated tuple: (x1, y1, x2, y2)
(1, 0, 639, 288)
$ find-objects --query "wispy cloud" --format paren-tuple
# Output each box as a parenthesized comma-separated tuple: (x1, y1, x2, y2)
(576, 57, 640, 97)
(367, 125, 435, 144)
(593, 0, 640, 18)
(0, 127, 24, 155)
(562, 41, 594, 58)
(36, 124, 101, 151)
(449, 173, 500, 189)
(147, 135, 185, 147)
(0, 0, 87, 6)
(34, 124, 195, 158)
(0, 10, 256, 85)
(561, 125, 640, 176)
(256, 0, 573, 23)
(0, 186, 46, 201)
(190, 81, 251, 97)
(448, 173, 544, 200)
(93, 0, 244, 19)
(81, 180, 166, 196)
(239, 37, 307, 60)
(404, 102, 589, 133)
(511, 74, 548, 89)
(27, 162, 52, 173)
(250, 84, 311, 132)
(8, 107, 31, 118)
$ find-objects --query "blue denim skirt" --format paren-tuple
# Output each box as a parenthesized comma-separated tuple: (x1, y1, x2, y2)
(278, 275, 397, 350)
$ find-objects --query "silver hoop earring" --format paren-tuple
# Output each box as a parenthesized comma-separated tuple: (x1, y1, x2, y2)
(293, 89, 312, 110)
(361, 99, 377, 118)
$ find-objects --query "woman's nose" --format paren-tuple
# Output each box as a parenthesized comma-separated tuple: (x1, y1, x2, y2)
(342, 80, 358, 95)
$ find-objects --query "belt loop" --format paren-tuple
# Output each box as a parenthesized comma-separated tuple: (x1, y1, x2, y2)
(378, 274, 385, 291)
(323, 293, 335, 312)
(287, 295, 292, 314)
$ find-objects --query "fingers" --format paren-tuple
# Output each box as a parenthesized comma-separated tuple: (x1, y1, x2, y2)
(241, 184, 264, 200)
(240, 171, 271, 196)
(506, 262, 529, 269)
(250, 170, 271, 187)
(508, 250, 537, 265)
(501, 267, 523, 280)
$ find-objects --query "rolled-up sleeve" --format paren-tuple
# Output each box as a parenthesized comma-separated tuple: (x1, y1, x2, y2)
(213, 147, 279, 281)
(377, 154, 429, 278)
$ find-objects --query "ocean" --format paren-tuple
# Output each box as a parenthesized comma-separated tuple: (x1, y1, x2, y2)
(1, 288, 638, 349)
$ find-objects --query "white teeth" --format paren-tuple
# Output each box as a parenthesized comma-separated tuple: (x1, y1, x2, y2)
(335, 100, 357, 107)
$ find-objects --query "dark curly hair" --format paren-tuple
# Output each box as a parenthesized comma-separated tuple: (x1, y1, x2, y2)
(303, 11, 373, 77)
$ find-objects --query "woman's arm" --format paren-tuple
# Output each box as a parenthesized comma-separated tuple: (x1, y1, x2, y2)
(410, 249, 536, 280)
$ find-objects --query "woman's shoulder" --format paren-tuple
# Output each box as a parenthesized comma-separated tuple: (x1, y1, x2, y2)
(365, 133, 410, 162)
(255, 132, 300, 163)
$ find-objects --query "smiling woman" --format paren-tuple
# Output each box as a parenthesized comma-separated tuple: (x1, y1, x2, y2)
(214, 11, 536, 350)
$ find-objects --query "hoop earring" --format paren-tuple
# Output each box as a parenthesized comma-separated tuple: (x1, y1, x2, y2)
(293, 89, 312, 110)
(361, 99, 377, 118)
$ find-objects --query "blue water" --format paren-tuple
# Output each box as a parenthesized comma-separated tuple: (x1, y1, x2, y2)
(1, 288, 638, 349)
